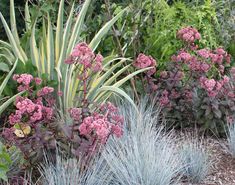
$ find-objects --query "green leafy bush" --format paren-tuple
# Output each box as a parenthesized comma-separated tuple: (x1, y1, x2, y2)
(0, 142, 12, 182)
(134, 27, 233, 135)
(145, 0, 220, 68)
(0, 0, 148, 116)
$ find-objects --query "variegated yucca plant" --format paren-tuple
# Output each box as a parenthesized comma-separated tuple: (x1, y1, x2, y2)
(0, 0, 149, 116)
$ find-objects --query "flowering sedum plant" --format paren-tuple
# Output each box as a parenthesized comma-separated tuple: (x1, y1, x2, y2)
(134, 27, 233, 134)
(2, 74, 57, 163)
(60, 43, 124, 157)
(68, 102, 124, 158)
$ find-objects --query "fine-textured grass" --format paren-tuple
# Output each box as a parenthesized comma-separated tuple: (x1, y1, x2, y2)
(226, 123, 235, 157)
(18, 99, 189, 185)
(38, 154, 112, 185)
(102, 99, 183, 185)
(179, 136, 212, 183)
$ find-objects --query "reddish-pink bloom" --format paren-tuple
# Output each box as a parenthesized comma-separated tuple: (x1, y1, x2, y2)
(65, 56, 74, 64)
(200, 62, 210, 72)
(204, 79, 216, 91)
(134, 53, 156, 76)
(13, 74, 33, 85)
(92, 62, 102, 72)
(111, 125, 123, 138)
(216, 48, 226, 55)
(177, 27, 201, 43)
(160, 71, 168, 78)
(178, 51, 191, 61)
(69, 108, 82, 121)
(37, 86, 54, 97)
(223, 76, 230, 83)
(34, 77, 42, 85)
(57, 91, 63, 97)
(95, 53, 103, 63)
(197, 49, 211, 59)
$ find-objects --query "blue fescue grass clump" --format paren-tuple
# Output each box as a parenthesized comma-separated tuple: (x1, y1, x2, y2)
(26, 99, 186, 185)
(179, 136, 212, 183)
(226, 123, 235, 157)
(38, 154, 112, 185)
(102, 99, 183, 185)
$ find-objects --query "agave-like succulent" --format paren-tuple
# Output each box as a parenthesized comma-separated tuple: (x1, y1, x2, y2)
(0, 0, 150, 116)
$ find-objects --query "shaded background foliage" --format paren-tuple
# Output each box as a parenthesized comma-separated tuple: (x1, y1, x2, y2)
(0, 0, 25, 41)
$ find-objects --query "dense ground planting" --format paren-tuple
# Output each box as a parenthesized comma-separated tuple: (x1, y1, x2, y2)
(0, 0, 234, 184)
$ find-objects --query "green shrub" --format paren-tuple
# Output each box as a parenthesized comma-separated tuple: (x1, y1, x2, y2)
(145, 0, 220, 69)
(0, 142, 12, 182)
(0, 0, 147, 116)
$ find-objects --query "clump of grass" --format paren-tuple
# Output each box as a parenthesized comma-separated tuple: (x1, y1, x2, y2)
(102, 99, 183, 185)
(38, 154, 112, 185)
(226, 123, 235, 157)
(179, 136, 212, 183)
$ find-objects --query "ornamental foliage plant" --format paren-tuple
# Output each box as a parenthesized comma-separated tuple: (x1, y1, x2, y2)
(180, 136, 212, 183)
(102, 100, 183, 185)
(0, 142, 12, 182)
(0, 0, 148, 116)
(0, 59, 23, 116)
(226, 123, 235, 158)
(145, 0, 221, 67)
(23, 99, 184, 185)
(38, 153, 112, 185)
(2, 74, 57, 165)
(0, 55, 127, 182)
(133, 27, 233, 134)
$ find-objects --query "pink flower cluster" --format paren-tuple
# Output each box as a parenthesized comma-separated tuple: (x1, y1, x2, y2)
(13, 74, 42, 92)
(200, 76, 230, 98)
(69, 108, 82, 121)
(171, 51, 192, 62)
(133, 53, 156, 76)
(9, 95, 54, 126)
(177, 27, 201, 43)
(8, 74, 55, 130)
(78, 102, 123, 143)
(37, 86, 54, 97)
(188, 56, 211, 72)
(65, 42, 103, 72)
(197, 49, 211, 59)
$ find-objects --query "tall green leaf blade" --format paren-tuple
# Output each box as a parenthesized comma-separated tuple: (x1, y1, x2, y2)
(103, 64, 131, 86)
(87, 59, 126, 100)
(93, 67, 152, 102)
(112, 67, 153, 88)
(24, 0, 31, 31)
(0, 13, 26, 63)
(67, 0, 92, 55)
(0, 63, 10, 72)
(56, 3, 75, 72)
(10, 0, 20, 47)
(10, 0, 28, 62)
(89, 7, 128, 50)
(0, 40, 12, 49)
(96, 86, 138, 111)
(30, 22, 40, 73)
(0, 59, 18, 95)
(0, 92, 24, 116)
(47, 14, 54, 79)
(55, 0, 64, 64)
